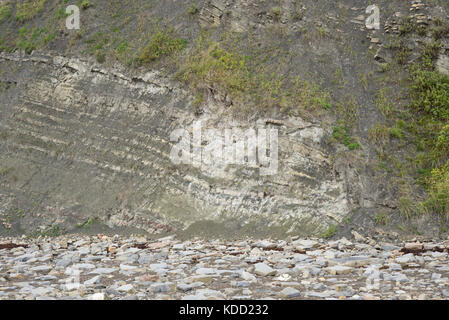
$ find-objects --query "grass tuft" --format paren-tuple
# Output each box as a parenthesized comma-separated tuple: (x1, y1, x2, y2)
(332, 125, 360, 150)
(138, 29, 187, 64)
(15, 0, 47, 23)
(0, 1, 12, 23)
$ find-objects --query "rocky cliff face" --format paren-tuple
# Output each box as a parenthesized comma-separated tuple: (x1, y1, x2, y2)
(0, 0, 448, 239)
(0, 51, 350, 237)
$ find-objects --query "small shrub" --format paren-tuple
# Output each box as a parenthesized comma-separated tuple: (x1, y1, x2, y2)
(396, 119, 406, 129)
(139, 30, 186, 64)
(410, 67, 449, 121)
(398, 16, 416, 35)
(84, 217, 95, 228)
(369, 123, 391, 145)
(398, 196, 419, 218)
(431, 19, 449, 40)
(375, 212, 389, 225)
(179, 41, 251, 105)
(187, 4, 199, 15)
(422, 165, 449, 218)
(39, 224, 63, 237)
(390, 127, 405, 139)
(395, 47, 411, 65)
(422, 41, 442, 60)
(297, 78, 332, 110)
(416, 25, 428, 37)
(115, 41, 128, 54)
(434, 125, 449, 158)
(321, 225, 337, 239)
(376, 88, 394, 116)
(192, 93, 204, 108)
(272, 7, 282, 21)
(78, 0, 91, 10)
(332, 125, 360, 150)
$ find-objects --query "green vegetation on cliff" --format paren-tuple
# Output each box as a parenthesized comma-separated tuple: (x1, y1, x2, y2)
(0, 2, 12, 24)
(138, 29, 186, 64)
(15, 0, 47, 23)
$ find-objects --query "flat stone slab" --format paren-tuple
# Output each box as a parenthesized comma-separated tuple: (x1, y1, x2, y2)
(326, 265, 354, 275)
(280, 287, 301, 298)
(254, 263, 276, 276)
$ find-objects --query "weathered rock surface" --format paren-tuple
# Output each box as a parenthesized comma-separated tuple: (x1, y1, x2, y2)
(0, 51, 350, 237)
(1, 235, 449, 300)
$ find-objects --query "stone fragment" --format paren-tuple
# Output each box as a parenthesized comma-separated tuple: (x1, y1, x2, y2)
(152, 282, 174, 293)
(280, 287, 301, 298)
(254, 263, 276, 277)
(195, 267, 216, 275)
(84, 276, 102, 286)
(240, 271, 256, 282)
(117, 284, 134, 293)
(30, 265, 52, 273)
(292, 240, 319, 250)
(404, 243, 423, 250)
(176, 282, 203, 292)
(327, 266, 354, 275)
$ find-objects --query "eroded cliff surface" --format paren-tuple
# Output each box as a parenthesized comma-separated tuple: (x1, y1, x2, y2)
(0, 51, 351, 237)
(0, 0, 448, 239)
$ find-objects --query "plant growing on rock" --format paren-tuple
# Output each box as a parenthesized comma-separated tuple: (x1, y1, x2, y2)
(0, 1, 12, 23)
(15, 0, 47, 23)
(138, 29, 187, 64)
